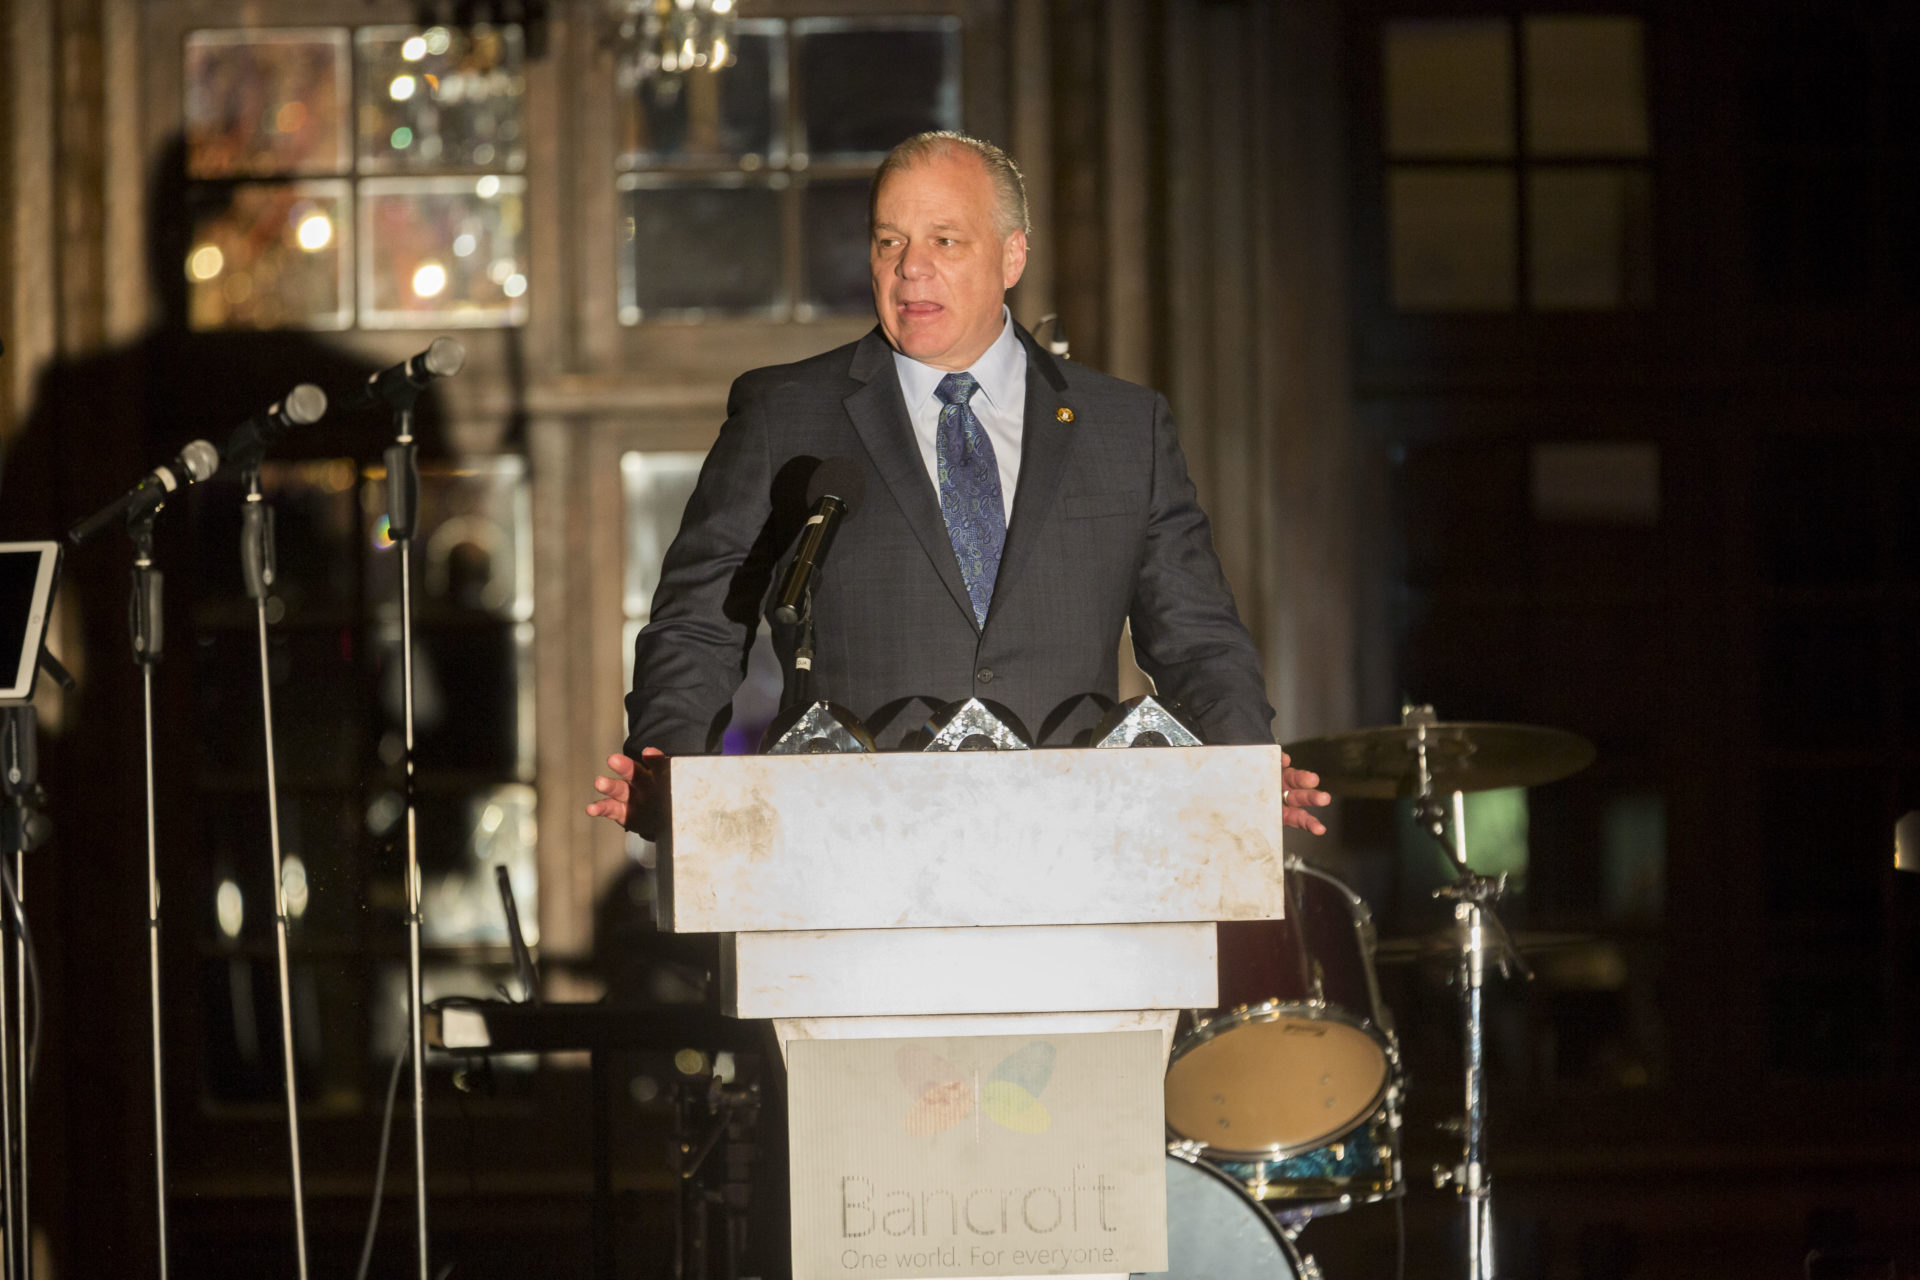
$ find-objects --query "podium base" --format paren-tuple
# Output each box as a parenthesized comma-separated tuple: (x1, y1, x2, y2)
(775, 1009, 1175, 1280)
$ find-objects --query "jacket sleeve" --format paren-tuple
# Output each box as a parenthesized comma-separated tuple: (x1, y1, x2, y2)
(623, 376, 776, 756)
(1125, 392, 1278, 745)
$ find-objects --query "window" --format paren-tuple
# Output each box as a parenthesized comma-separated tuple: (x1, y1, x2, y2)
(620, 452, 783, 753)
(616, 16, 962, 323)
(189, 459, 536, 1102)
(1382, 16, 1653, 311)
(183, 24, 528, 330)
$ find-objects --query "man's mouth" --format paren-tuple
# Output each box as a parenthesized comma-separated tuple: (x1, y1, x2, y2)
(898, 301, 943, 317)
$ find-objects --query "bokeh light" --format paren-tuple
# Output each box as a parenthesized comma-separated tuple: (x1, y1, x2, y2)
(281, 855, 310, 918)
(412, 261, 448, 297)
(188, 244, 225, 280)
(295, 212, 333, 251)
(216, 879, 244, 939)
(389, 74, 417, 102)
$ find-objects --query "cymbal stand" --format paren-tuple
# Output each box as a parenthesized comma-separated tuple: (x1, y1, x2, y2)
(1405, 709, 1528, 1280)
(240, 470, 311, 1280)
(383, 403, 431, 1280)
(128, 515, 172, 1278)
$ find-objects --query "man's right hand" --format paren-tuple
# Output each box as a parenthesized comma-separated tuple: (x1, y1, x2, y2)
(587, 747, 667, 839)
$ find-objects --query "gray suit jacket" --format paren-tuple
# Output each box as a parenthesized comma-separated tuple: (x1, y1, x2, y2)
(626, 325, 1275, 753)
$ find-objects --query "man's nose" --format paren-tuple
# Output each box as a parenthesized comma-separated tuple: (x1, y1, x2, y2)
(897, 239, 933, 278)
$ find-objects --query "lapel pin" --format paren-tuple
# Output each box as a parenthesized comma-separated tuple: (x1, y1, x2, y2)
(1056, 407, 1074, 422)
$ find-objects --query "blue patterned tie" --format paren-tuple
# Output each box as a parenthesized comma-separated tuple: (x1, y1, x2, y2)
(935, 371, 1005, 629)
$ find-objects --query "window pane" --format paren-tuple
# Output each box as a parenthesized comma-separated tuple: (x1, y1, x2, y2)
(618, 177, 784, 322)
(358, 176, 527, 328)
(189, 460, 362, 620)
(355, 25, 526, 173)
(193, 628, 362, 780)
(620, 452, 709, 620)
(186, 29, 349, 178)
(620, 22, 783, 169)
(371, 619, 533, 774)
(1388, 168, 1517, 309)
(794, 18, 962, 160)
(187, 182, 352, 331)
(203, 791, 365, 945)
(416, 784, 538, 946)
(1525, 17, 1650, 158)
(364, 457, 532, 621)
(1384, 20, 1514, 159)
(802, 177, 874, 315)
(363, 460, 534, 776)
(1527, 167, 1653, 309)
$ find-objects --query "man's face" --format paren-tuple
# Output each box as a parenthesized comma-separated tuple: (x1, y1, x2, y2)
(870, 149, 1028, 372)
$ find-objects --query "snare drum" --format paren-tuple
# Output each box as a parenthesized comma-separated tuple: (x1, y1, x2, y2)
(1166, 860, 1397, 1160)
(1214, 1094, 1400, 1223)
(1130, 1153, 1308, 1280)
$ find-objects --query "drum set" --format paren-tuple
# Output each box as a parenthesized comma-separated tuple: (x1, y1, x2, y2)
(1141, 708, 1597, 1280)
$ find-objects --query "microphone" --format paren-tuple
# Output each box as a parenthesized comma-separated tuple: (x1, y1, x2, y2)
(771, 457, 865, 625)
(67, 440, 221, 546)
(330, 337, 466, 417)
(1035, 312, 1071, 360)
(223, 383, 329, 469)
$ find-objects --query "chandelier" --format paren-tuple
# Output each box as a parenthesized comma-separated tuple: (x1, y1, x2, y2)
(609, 0, 738, 90)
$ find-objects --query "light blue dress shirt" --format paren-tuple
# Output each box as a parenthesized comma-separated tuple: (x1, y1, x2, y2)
(889, 308, 1028, 523)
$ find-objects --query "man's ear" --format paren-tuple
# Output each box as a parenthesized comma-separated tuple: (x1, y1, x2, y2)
(1002, 229, 1029, 289)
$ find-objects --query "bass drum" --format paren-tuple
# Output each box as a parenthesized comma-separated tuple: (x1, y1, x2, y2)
(1131, 1154, 1308, 1280)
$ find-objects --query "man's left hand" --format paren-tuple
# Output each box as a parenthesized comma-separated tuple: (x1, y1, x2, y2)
(1281, 751, 1332, 836)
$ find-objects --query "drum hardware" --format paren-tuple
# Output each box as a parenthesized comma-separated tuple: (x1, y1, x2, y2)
(1167, 855, 1407, 1243)
(1374, 930, 1595, 967)
(1288, 706, 1595, 1280)
(1167, 859, 1401, 1163)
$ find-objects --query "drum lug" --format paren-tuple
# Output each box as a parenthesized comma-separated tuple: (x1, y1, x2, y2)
(1166, 1138, 1207, 1163)
(1297, 1251, 1326, 1280)
(1432, 1163, 1459, 1190)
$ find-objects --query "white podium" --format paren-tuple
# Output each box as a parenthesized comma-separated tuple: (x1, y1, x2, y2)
(660, 746, 1290, 1278)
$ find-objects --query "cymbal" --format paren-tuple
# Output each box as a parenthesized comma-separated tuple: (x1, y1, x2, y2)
(1285, 721, 1595, 798)
(1374, 929, 1598, 966)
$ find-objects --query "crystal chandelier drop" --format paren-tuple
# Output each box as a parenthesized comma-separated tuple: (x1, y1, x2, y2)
(610, 0, 738, 91)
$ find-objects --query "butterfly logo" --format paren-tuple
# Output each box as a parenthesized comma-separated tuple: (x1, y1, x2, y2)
(896, 1041, 1056, 1137)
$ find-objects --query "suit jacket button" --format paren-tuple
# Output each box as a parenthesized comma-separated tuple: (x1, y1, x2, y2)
(976, 667, 994, 684)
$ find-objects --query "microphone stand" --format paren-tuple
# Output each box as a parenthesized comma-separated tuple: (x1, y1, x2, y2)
(383, 404, 431, 1280)
(240, 470, 311, 1280)
(127, 514, 171, 1279)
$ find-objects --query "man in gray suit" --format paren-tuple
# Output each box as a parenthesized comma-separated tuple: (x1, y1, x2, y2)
(590, 131, 1329, 836)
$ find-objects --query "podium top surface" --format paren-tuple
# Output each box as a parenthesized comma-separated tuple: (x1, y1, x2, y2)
(661, 744, 1289, 934)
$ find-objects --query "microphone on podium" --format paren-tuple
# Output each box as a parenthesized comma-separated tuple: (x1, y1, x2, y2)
(772, 457, 865, 625)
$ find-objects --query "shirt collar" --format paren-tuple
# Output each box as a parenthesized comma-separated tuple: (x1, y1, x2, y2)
(891, 307, 1024, 414)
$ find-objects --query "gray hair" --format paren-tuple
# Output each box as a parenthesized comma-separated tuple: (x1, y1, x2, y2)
(869, 131, 1032, 241)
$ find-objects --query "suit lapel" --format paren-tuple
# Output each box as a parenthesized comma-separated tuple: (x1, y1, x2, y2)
(989, 330, 1077, 625)
(843, 330, 978, 627)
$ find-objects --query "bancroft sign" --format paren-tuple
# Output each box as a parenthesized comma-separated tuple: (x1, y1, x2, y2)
(788, 1031, 1167, 1279)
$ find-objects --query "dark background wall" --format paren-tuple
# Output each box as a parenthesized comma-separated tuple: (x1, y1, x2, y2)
(2, 1, 1917, 1278)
